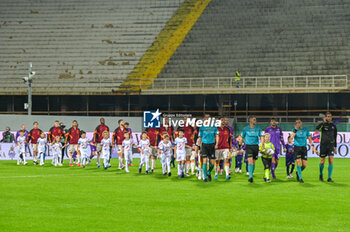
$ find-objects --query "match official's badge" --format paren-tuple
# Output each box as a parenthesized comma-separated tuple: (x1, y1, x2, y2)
(143, 109, 161, 128)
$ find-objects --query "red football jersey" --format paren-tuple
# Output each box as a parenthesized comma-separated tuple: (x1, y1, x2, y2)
(217, 126, 231, 149)
(147, 128, 159, 146)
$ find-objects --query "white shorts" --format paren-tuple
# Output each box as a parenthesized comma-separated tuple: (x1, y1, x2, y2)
(149, 147, 158, 157)
(31, 144, 38, 152)
(124, 150, 132, 160)
(68, 144, 79, 153)
(38, 146, 46, 154)
(215, 149, 230, 160)
(80, 149, 89, 158)
(176, 152, 186, 162)
(18, 146, 25, 154)
(185, 147, 192, 157)
(101, 150, 110, 159)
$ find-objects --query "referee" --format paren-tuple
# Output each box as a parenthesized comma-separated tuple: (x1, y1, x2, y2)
(316, 112, 337, 182)
(197, 114, 219, 182)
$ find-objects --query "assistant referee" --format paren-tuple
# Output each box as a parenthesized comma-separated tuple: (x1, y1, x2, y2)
(316, 112, 337, 182)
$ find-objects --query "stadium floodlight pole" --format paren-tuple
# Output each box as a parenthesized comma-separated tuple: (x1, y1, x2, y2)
(23, 62, 35, 115)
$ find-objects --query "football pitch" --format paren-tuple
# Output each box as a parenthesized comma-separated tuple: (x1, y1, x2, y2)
(0, 158, 349, 232)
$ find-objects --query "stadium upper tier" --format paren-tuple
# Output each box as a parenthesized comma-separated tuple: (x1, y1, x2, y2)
(0, 0, 184, 95)
(157, 0, 350, 79)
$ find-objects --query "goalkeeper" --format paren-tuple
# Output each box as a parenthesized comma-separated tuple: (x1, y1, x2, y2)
(259, 133, 275, 183)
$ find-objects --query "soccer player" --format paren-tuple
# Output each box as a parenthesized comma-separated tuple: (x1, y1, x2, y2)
(48, 120, 65, 163)
(259, 133, 275, 182)
(160, 117, 175, 169)
(215, 117, 232, 180)
(290, 119, 315, 183)
(264, 118, 285, 179)
(16, 130, 27, 165)
(138, 132, 151, 174)
(93, 118, 110, 167)
(27, 121, 43, 165)
(113, 120, 129, 169)
(101, 131, 113, 169)
(51, 136, 63, 166)
(197, 114, 219, 182)
(65, 120, 81, 166)
(316, 112, 337, 182)
(242, 115, 264, 183)
(158, 134, 173, 176)
(285, 136, 295, 179)
(146, 127, 159, 173)
(223, 117, 235, 172)
(124, 122, 134, 166)
(37, 132, 47, 166)
(78, 131, 93, 168)
(233, 135, 245, 173)
(121, 131, 134, 173)
(176, 116, 196, 176)
(174, 129, 188, 178)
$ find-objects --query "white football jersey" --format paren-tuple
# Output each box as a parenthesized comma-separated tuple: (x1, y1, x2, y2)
(122, 139, 133, 152)
(139, 139, 150, 154)
(101, 138, 112, 151)
(175, 137, 187, 155)
(78, 137, 90, 151)
(158, 140, 172, 155)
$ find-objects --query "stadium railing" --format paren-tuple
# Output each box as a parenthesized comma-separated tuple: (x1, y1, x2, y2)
(142, 75, 349, 94)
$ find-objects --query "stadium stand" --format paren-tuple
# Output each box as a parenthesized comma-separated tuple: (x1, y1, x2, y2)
(155, 0, 350, 84)
(0, 0, 184, 94)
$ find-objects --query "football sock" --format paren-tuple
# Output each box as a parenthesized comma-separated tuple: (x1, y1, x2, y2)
(202, 163, 208, 179)
(215, 163, 219, 175)
(328, 164, 333, 179)
(265, 169, 270, 179)
(186, 162, 190, 173)
(151, 159, 155, 169)
(178, 163, 182, 175)
(271, 163, 276, 176)
(319, 163, 324, 176)
(248, 164, 253, 179)
(225, 163, 230, 176)
(301, 166, 305, 171)
(77, 155, 81, 164)
(297, 166, 302, 179)
(208, 163, 214, 175)
(190, 162, 195, 174)
(286, 165, 290, 175)
(22, 153, 26, 162)
(290, 164, 295, 174)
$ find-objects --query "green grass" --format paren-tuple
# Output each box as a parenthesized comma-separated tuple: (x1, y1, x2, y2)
(0, 158, 349, 232)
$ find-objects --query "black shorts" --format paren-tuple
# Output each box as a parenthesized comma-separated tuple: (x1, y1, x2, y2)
(201, 143, 215, 159)
(261, 157, 272, 169)
(320, 143, 335, 158)
(246, 145, 259, 160)
(294, 146, 307, 160)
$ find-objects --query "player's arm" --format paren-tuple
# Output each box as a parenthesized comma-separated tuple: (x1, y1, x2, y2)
(307, 135, 316, 152)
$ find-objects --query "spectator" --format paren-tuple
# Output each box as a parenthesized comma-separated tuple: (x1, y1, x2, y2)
(2, 127, 15, 143)
(234, 69, 241, 88)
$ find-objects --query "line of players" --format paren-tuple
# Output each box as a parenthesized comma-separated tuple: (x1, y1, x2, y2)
(14, 113, 337, 183)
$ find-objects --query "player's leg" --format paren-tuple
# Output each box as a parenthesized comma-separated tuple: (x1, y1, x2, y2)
(214, 150, 220, 179)
(237, 155, 243, 173)
(161, 154, 167, 175)
(319, 156, 326, 181)
(77, 147, 81, 166)
(68, 145, 74, 166)
(166, 155, 171, 176)
(190, 150, 195, 175)
(223, 150, 231, 180)
(327, 154, 334, 182)
(125, 152, 130, 172)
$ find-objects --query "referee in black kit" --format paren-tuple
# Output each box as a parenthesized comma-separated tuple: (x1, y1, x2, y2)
(316, 112, 337, 182)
